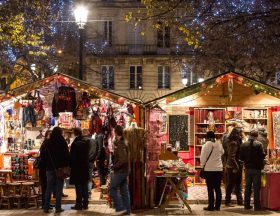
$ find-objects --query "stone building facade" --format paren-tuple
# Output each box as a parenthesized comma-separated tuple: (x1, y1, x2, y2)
(84, 0, 196, 102)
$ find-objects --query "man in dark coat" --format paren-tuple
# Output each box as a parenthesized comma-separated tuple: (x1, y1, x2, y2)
(82, 129, 98, 199)
(70, 128, 90, 210)
(240, 130, 265, 211)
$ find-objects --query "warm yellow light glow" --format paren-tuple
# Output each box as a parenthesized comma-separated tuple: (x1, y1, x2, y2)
(74, 5, 88, 29)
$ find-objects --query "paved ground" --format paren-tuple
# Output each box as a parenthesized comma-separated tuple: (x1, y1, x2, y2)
(0, 204, 279, 215)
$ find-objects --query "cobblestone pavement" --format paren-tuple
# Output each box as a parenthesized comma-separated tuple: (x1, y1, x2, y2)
(0, 204, 279, 215)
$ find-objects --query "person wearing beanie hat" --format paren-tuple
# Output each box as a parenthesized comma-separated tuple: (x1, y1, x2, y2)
(240, 129, 265, 211)
(257, 128, 268, 155)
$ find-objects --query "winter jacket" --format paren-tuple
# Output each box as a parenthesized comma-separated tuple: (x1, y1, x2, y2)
(112, 137, 129, 174)
(69, 136, 90, 184)
(52, 86, 76, 117)
(41, 136, 70, 171)
(96, 133, 106, 162)
(200, 140, 224, 171)
(240, 138, 265, 170)
(226, 139, 242, 171)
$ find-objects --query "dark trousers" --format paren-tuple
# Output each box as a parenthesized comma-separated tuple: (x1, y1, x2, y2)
(244, 169, 261, 209)
(44, 171, 64, 211)
(205, 171, 223, 209)
(39, 169, 47, 208)
(225, 168, 243, 204)
(97, 160, 107, 186)
(75, 183, 89, 207)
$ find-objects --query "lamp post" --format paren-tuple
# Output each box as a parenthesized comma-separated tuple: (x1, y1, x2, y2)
(74, 6, 88, 80)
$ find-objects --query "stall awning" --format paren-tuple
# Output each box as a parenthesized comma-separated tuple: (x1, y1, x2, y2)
(0, 73, 141, 106)
(145, 71, 280, 106)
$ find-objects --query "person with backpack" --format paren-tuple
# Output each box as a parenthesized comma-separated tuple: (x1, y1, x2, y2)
(240, 130, 265, 211)
(70, 128, 91, 210)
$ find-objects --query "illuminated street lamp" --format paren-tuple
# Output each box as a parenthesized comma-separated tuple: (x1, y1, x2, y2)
(182, 78, 188, 86)
(74, 5, 88, 80)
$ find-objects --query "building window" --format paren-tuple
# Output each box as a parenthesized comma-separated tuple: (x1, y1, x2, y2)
(104, 21, 112, 47)
(101, 65, 114, 89)
(158, 66, 170, 89)
(130, 66, 143, 89)
(157, 22, 170, 48)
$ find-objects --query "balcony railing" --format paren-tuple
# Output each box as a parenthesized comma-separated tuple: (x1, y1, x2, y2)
(89, 44, 195, 56)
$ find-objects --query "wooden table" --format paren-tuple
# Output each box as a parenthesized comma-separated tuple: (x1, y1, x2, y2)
(157, 175, 192, 213)
(0, 169, 13, 183)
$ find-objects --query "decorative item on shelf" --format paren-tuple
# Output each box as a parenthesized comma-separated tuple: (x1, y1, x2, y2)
(58, 112, 73, 129)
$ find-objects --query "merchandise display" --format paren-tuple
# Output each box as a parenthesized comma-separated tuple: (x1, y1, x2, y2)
(0, 74, 140, 185)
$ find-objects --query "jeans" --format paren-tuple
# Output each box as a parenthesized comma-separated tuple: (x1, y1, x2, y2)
(97, 160, 107, 186)
(109, 172, 131, 214)
(205, 171, 223, 209)
(88, 181, 92, 195)
(244, 169, 261, 209)
(225, 168, 243, 204)
(75, 183, 88, 206)
(44, 170, 64, 211)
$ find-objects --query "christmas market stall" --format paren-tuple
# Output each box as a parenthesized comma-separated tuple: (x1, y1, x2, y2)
(0, 73, 145, 209)
(144, 71, 280, 208)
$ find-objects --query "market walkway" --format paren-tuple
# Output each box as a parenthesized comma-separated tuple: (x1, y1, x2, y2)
(0, 204, 279, 215)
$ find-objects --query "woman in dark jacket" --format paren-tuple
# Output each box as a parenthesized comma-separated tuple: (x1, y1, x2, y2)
(69, 128, 90, 210)
(225, 127, 243, 206)
(39, 130, 52, 209)
(40, 127, 70, 213)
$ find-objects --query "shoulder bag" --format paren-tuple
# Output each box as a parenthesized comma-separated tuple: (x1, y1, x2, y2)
(47, 148, 70, 180)
(200, 144, 214, 179)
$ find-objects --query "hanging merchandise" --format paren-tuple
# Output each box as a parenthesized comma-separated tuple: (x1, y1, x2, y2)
(22, 93, 37, 127)
(34, 91, 45, 120)
(52, 86, 76, 117)
(76, 92, 91, 120)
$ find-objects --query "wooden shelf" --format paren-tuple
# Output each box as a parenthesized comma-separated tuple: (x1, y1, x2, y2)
(196, 123, 224, 125)
(243, 118, 267, 120)
(195, 132, 224, 135)
(194, 107, 226, 184)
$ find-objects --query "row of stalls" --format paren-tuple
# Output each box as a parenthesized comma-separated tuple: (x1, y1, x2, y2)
(1, 71, 280, 209)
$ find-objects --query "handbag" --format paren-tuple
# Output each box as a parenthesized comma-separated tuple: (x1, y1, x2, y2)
(33, 156, 41, 169)
(47, 148, 70, 180)
(200, 145, 214, 179)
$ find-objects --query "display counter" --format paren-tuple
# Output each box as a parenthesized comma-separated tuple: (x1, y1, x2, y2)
(261, 172, 280, 210)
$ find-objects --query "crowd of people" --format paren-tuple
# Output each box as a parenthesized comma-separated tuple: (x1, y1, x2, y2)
(36, 125, 131, 215)
(200, 126, 267, 212)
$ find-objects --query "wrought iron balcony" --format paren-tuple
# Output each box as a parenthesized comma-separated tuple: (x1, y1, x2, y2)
(88, 44, 195, 56)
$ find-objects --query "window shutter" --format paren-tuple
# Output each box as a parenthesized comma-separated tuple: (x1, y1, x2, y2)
(158, 66, 163, 88)
(165, 66, 170, 88)
(137, 66, 142, 88)
(109, 66, 114, 89)
(130, 66, 136, 89)
(101, 66, 108, 89)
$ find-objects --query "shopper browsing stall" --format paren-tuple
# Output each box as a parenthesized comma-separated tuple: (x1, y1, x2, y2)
(109, 125, 131, 215)
(240, 130, 265, 211)
(70, 128, 91, 210)
(200, 131, 224, 211)
(225, 127, 244, 207)
(41, 127, 70, 213)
